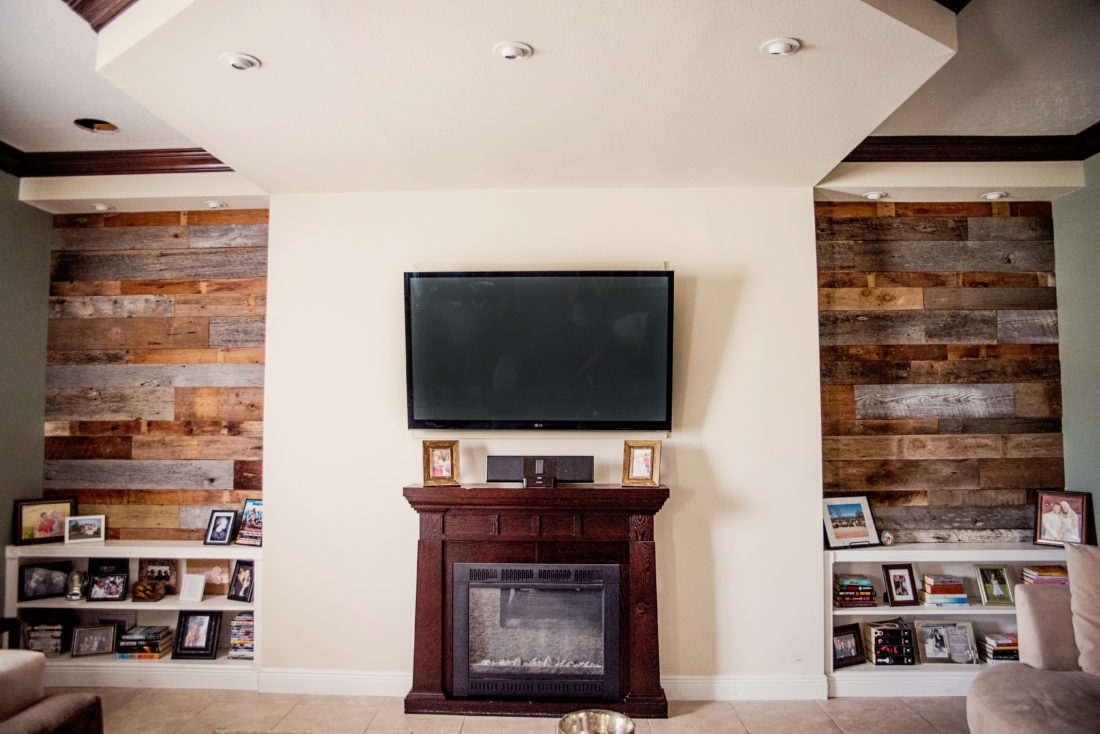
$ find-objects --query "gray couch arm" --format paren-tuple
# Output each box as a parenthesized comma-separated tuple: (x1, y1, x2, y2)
(1016, 583, 1079, 671)
(0, 693, 102, 734)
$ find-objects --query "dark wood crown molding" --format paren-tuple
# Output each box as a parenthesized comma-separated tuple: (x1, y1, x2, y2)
(0, 142, 231, 178)
(64, 0, 139, 32)
(845, 121, 1100, 163)
(933, 0, 971, 13)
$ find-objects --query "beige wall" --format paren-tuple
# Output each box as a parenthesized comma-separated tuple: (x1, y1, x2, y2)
(261, 188, 824, 679)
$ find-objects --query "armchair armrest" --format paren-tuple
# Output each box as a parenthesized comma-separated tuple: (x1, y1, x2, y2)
(1016, 583, 1079, 671)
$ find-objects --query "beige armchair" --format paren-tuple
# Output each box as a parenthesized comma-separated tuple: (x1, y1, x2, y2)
(0, 650, 102, 734)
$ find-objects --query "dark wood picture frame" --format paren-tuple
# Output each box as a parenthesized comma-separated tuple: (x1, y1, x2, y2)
(882, 563, 920, 606)
(18, 560, 73, 602)
(173, 611, 221, 659)
(138, 558, 178, 595)
(88, 573, 128, 602)
(71, 625, 116, 657)
(832, 622, 865, 669)
(227, 560, 255, 603)
(1035, 490, 1090, 547)
(12, 497, 77, 545)
(203, 510, 236, 546)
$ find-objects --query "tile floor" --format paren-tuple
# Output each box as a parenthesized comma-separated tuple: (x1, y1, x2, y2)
(48, 688, 970, 734)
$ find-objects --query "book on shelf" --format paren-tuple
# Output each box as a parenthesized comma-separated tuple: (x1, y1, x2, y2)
(116, 650, 169, 660)
(228, 612, 255, 660)
(861, 618, 915, 665)
(918, 590, 969, 606)
(923, 579, 966, 594)
(1022, 565, 1068, 584)
(982, 632, 1019, 663)
(923, 574, 965, 586)
(834, 574, 873, 587)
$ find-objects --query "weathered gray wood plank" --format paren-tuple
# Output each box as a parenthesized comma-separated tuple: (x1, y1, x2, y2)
(854, 384, 1014, 419)
(823, 459, 980, 490)
(967, 217, 1053, 241)
(43, 459, 235, 489)
(998, 310, 1059, 344)
(923, 288, 1057, 311)
(209, 318, 266, 348)
(49, 295, 174, 319)
(46, 364, 265, 388)
(816, 242, 854, 269)
(872, 505, 1033, 530)
(817, 218, 966, 241)
(887, 528, 1032, 543)
(52, 226, 187, 251)
(851, 241, 1054, 272)
(179, 504, 241, 529)
(51, 247, 268, 281)
(45, 387, 175, 420)
(189, 225, 268, 248)
(820, 311, 997, 345)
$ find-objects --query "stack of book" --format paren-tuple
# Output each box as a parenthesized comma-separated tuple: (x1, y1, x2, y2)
(862, 618, 915, 665)
(918, 574, 969, 607)
(228, 612, 254, 660)
(833, 574, 877, 608)
(24, 622, 65, 657)
(1022, 565, 1068, 585)
(982, 632, 1019, 664)
(116, 625, 173, 659)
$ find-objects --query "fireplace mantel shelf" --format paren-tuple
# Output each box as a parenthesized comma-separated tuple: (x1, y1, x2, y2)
(404, 484, 670, 512)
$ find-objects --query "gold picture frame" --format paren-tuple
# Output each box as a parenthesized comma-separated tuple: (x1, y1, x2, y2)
(423, 440, 460, 486)
(622, 440, 661, 487)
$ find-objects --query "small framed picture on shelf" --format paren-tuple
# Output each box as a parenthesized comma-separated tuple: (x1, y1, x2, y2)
(203, 509, 236, 545)
(64, 514, 105, 544)
(88, 573, 127, 602)
(881, 563, 920, 607)
(822, 496, 879, 548)
(71, 625, 116, 657)
(621, 440, 661, 487)
(1035, 490, 1089, 547)
(831, 623, 865, 669)
(138, 558, 178, 595)
(975, 565, 1014, 605)
(915, 620, 979, 664)
(227, 560, 255, 603)
(179, 573, 206, 602)
(422, 440, 460, 486)
(12, 497, 77, 545)
(235, 498, 263, 546)
(18, 560, 73, 602)
(173, 611, 221, 660)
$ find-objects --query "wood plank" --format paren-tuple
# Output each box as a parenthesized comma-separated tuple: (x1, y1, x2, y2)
(854, 384, 1014, 419)
(46, 364, 264, 388)
(939, 417, 1061, 434)
(48, 317, 209, 351)
(44, 436, 132, 460)
(131, 435, 262, 460)
(816, 242, 854, 269)
(107, 528, 205, 541)
(967, 217, 1053, 241)
(821, 359, 1060, 386)
(1003, 433, 1063, 458)
(818, 288, 923, 311)
(53, 213, 105, 228)
(52, 226, 187, 251)
(1010, 202, 1053, 217)
(209, 317, 265, 348)
(966, 489, 1029, 506)
(816, 218, 967, 241)
(234, 460, 263, 490)
(815, 203, 878, 218)
(818, 271, 869, 288)
(43, 459, 235, 489)
(189, 224, 268, 248)
(887, 528, 1033, 543)
(1014, 383, 1062, 418)
(821, 419, 940, 436)
(893, 203, 993, 218)
(49, 347, 265, 365)
(120, 278, 267, 295)
(50, 281, 122, 296)
(822, 435, 1003, 461)
(47, 350, 129, 365)
(820, 345, 949, 361)
(179, 504, 241, 529)
(49, 295, 174, 319)
(820, 311, 997, 345)
(868, 272, 957, 288)
(821, 385, 855, 421)
(185, 209, 269, 225)
(51, 247, 268, 281)
(851, 241, 1054, 272)
(824, 490, 933, 507)
(958, 272, 1043, 288)
(45, 387, 174, 421)
(998, 310, 1059, 344)
(924, 287, 1056, 310)
(147, 421, 263, 437)
(44, 420, 146, 436)
(947, 344, 1059, 359)
(174, 294, 265, 317)
(175, 388, 264, 421)
(103, 212, 186, 228)
(872, 505, 1033, 530)
(43, 488, 261, 505)
(979, 457, 1064, 489)
(79, 504, 179, 529)
(823, 459, 980, 491)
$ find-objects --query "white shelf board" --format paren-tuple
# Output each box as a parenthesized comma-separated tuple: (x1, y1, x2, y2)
(833, 604, 1015, 617)
(828, 542, 1066, 564)
(828, 661, 987, 697)
(16, 595, 255, 612)
(7, 540, 262, 560)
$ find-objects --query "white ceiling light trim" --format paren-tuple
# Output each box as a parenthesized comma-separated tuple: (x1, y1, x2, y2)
(861, 191, 888, 200)
(759, 37, 801, 57)
(492, 42, 533, 61)
(219, 51, 262, 71)
(980, 191, 1008, 200)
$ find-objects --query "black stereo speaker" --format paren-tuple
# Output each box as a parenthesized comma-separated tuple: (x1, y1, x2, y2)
(486, 456, 595, 484)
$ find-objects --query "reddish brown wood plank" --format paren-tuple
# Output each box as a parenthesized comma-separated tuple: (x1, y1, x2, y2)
(823, 459, 980, 491)
(185, 209, 269, 225)
(815, 202, 878, 218)
(821, 385, 855, 421)
(107, 528, 205, 541)
(44, 488, 261, 505)
(48, 347, 265, 365)
(870, 272, 957, 288)
(820, 345, 949, 362)
(923, 287, 1057, 310)
(103, 212, 186, 228)
(819, 288, 923, 311)
(893, 203, 994, 218)
(174, 294, 266, 317)
(175, 388, 264, 421)
(818, 271, 870, 288)
(822, 419, 940, 436)
(53, 214, 104, 229)
(978, 458, 1064, 489)
(822, 435, 1003, 461)
(48, 317, 209, 351)
(120, 278, 267, 295)
(44, 436, 131, 460)
(958, 272, 1043, 288)
(1010, 202, 1053, 217)
(234, 460, 263, 490)
(50, 281, 122, 296)
(131, 435, 262, 460)
(947, 344, 1059, 360)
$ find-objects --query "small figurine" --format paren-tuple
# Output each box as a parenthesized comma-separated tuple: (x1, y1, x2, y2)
(66, 570, 88, 601)
(881, 530, 894, 546)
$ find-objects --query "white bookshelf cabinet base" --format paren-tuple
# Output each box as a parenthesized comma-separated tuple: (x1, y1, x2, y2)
(5, 540, 261, 690)
(825, 543, 1066, 698)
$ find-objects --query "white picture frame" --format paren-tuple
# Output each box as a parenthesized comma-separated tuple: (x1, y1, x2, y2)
(179, 573, 206, 602)
(823, 496, 880, 549)
(64, 514, 106, 544)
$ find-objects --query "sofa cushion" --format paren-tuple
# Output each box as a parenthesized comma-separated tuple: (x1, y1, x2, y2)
(0, 651, 45, 721)
(1065, 542, 1100, 674)
(1016, 584, 1079, 670)
(966, 662, 1100, 734)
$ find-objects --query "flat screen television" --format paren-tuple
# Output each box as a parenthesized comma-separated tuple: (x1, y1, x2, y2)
(404, 270, 673, 430)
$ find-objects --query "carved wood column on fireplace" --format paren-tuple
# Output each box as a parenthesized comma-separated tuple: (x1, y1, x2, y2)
(403, 484, 670, 718)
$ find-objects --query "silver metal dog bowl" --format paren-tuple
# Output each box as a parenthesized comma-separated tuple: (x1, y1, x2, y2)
(558, 709, 635, 734)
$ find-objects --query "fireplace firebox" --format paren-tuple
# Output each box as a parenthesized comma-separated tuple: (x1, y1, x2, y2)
(453, 563, 620, 700)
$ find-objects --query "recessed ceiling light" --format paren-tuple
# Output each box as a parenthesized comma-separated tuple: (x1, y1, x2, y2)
(981, 191, 1009, 200)
(73, 118, 119, 134)
(861, 191, 888, 201)
(91, 203, 115, 212)
(219, 52, 262, 71)
(203, 200, 229, 209)
(492, 42, 533, 61)
(759, 37, 801, 57)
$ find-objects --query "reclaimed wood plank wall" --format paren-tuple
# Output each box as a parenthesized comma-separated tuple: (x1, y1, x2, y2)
(817, 201, 1063, 543)
(42, 210, 267, 540)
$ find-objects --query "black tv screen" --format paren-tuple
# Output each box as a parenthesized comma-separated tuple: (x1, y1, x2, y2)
(404, 271, 673, 430)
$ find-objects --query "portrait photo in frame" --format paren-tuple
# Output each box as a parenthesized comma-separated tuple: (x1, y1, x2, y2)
(621, 440, 661, 487)
(1035, 490, 1089, 547)
(831, 622, 865, 669)
(822, 496, 879, 549)
(172, 611, 221, 659)
(882, 563, 920, 607)
(64, 515, 105, 544)
(71, 625, 116, 657)
(975, 565, 1014, 605)
(203, 510, 236, 546)
(12, 498, 77, 545)
(227, 559, 255, 603)
(423, 440, 460, 486)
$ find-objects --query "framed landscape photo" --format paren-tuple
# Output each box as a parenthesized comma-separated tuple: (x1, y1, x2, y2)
(13, 497, 77, 545)
(203, 510, 236, 546)
(227, 559, 255, 603)
(88, 573, 127, 602)
(64, 514, 105, 544)
(822, 496, 879, 549)
(173, 611, 221, 659)
(18, 560, 73, 602)
(71, 625, 116, 657)
(831, 622, 865, 669)
(975, 565, 1014, 606)
(882, 563, 920, 606)
(1035, 490, 1089, 547)
(422, 440, 460, 486)
(622, 440, 661, 487)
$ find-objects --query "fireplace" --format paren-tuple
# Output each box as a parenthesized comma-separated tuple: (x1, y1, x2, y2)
(453, 563, 620, 700)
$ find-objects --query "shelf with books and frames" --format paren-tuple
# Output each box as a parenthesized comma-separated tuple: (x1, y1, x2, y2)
(824, 542, 1066, 697)
(5, 540, 261, 690)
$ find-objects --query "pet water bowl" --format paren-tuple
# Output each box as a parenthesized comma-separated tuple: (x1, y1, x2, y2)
(558, 709, 635, 734)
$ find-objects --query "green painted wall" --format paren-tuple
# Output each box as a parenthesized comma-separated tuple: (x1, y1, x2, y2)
(1054, 153, 1100, 532)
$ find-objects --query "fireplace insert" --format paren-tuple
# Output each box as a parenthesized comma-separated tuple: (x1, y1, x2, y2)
(452, 563, 620, 700)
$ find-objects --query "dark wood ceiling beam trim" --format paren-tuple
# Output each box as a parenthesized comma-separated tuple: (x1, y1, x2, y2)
(0, 143, 232, 177)
(64, 0, 140, 32)
(932, 0, 971, 13)
(0, 140, 25, 177)
(845, 122, 1100, 163)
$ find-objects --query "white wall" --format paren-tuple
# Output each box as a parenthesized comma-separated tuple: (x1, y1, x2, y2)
(261, 188, 824, 691)
(1054, 153, 1100, 529)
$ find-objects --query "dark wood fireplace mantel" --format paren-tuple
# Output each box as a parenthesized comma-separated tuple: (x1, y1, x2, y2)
(404, 484, 670, 718)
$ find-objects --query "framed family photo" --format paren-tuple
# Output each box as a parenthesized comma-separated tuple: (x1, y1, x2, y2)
(621, 440, 661, 487)
(64, 515, 105, 544)
(915, 620, 979, 664)
(71, 625, 116, 657)
(975, 565, 1014, 605)
(227, 560, 255, 603)
(882, 563, 919, 607)
(831, 623, 865, 669)
(822, 496, 879, 549)
(203, 510, 236, 546)
(88, 573, 127, 602)
(13, 498, 77, 545)
(1035, 490, 1089, 547)
(422, 440, 460, 486)
(173, 611, 221, 659)
(138, 558, 178, 595)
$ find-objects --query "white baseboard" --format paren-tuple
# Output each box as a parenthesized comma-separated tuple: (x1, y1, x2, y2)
(259, 668, 412, 697)
(661, 674, 828, 701)
(44, 661, 259, 690)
